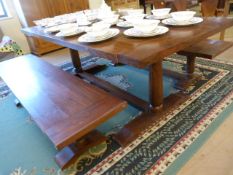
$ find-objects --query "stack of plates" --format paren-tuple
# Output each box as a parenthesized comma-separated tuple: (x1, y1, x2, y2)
(78, 28, 120, 43)
(124, 26, 169, 37)
(162, 17, 203, 26)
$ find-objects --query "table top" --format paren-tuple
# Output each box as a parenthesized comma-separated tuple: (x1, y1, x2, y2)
(22, 17, 233, 68)
(0, 55, 127, 149)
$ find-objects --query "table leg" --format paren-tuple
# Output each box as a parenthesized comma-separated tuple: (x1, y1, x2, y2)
(69, 49, 83, 73)
(149, 60, 163, 111)
(186, 55, 196, 74)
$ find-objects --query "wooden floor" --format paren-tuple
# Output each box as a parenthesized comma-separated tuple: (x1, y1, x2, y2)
(40, 43, 233, 175)
(178, 113, 233, 175)
(178, 44, 233, 175)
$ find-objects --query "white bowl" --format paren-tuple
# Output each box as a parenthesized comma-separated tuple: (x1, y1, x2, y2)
(151, 8, 171, 17)
(127, 9, 144, 16)
(102, 14, 119, 25)
(133, 19, 160, 33)
(170, 11, 196, 22)
(85, 22, 111, 37)
(124, 14, 146, 24)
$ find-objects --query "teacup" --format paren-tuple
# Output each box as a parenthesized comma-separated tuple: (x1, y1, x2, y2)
(102, 14, 120, 25)
(133, 19, 160, 33)
(124, 14, 146, 24)
(85, 22, 111, 37)
(151, 8, 171, 17)
(127, 9, 144, 16)
(170, 11, 196, 23)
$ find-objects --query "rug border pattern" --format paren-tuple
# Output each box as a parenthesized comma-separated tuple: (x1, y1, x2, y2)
(85, 58, 230, 175)
(145, 90, 233, 174)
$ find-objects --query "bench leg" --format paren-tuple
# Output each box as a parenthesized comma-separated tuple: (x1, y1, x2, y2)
(14, 99, 22, 108)
(69, 49, 83, 73)
(55, 130, 107, 170)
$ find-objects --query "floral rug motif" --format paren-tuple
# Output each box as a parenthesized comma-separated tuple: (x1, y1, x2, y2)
(0, 55, 232, 175)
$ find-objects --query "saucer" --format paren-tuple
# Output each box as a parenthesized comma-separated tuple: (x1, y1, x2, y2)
(78, 28, 120, 43)
(162, 17, 203, 26)
(124, 26, 169, 37)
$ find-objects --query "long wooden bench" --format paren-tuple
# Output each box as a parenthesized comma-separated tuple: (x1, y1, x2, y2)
(0, 54, 127, 169)
(177, 39, 233, 74)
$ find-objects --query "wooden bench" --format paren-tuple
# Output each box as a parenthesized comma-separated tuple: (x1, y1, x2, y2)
(177, 39, 233, 74)
(0, 54, 127, 169)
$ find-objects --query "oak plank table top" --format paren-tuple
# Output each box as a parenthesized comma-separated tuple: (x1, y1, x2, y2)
(22, 17, 233, 68)
(0, 55, 127, 150)
(22, 17, 233, 110)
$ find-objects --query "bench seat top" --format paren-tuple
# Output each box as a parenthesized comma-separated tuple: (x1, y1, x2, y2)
(178, 39, 233, 59)
(0, 55, 127, 149)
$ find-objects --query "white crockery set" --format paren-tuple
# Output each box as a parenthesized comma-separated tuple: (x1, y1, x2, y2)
(34, 1, 203, 43)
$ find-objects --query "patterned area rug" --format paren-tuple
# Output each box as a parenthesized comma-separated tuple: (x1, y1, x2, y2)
(1, 55, 233, 175)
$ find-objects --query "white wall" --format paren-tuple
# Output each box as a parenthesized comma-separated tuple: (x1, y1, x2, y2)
(89, 0, 102, 9)
(0, 0, 30, 53)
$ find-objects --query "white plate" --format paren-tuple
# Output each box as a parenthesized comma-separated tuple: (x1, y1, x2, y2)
(55, 28, 84, 37)
(78, 28, 120, 43)
(116, 21, 133, 28)
(44, 23, 77, 33)
(162, 17, 203, 26)
(44, 25, 61, 33)
(124, 26, 169, 37)
(146, 14, 170, 20)
(77, 21, 92, 26)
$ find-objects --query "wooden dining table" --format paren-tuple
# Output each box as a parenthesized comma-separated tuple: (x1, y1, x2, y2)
(22, 17, 233, 111)
(21, 17, 233, 146)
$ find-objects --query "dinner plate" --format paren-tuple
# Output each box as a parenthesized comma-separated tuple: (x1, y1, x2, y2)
(55, 28, 85, 37)
(77, 21, 92, 26)
(124, 26, 169, 37)
(78, 28, 120, 43)
(162, 17, 203, 26)
(44, 23, 77, 33)
(44, 25, 61, 33)
(116, 21, 133, 28)
(146, 14, 170, 20)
